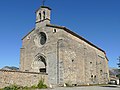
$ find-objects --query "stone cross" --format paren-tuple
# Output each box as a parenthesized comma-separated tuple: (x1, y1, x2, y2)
(42, 0, 46, 6)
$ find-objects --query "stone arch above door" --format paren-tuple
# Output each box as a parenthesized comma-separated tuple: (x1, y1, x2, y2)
(31, 53, 46, 73)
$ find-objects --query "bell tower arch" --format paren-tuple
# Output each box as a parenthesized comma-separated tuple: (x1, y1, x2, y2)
(35, 6, 51, 29)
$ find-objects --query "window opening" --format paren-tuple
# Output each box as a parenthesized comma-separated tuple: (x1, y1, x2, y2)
(39, 32, 47, 45)
(53, 29, 57, 33)
(39, 13, 41, 20)
(43, 11, 45, 19)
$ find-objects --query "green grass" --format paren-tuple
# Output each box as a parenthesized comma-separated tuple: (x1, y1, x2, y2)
(37, 79, 47, 89)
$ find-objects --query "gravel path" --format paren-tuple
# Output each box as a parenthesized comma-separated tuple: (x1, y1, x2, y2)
(41, 85, 120, 90)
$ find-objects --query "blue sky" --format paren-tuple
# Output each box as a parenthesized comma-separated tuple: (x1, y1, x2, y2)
(0, 0, 120, 68)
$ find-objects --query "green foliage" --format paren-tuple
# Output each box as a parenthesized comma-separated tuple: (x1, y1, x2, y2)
(37, 79, 47, 89)
(117, 56, 120, 79)
(117, 56, 120, 68)
(22, 86, 29, 90)
(116, 74, 120, 79)
(31, 85, 37, 89)
(1, 79, 47, 90)
(2, 84, 21, 90)
(1, 85, 32, 90)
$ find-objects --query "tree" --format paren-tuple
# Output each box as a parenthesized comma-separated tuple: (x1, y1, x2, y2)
(116, 56, 120, 80)
(117, 56, 120, 69)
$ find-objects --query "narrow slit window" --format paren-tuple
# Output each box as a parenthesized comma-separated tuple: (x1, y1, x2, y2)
(100, 70, 103, 75)
(72, 59, 74, 62)
(90, 62, 92, 64)
(43, 11, 45, 19)
(39, 13, 41, 20)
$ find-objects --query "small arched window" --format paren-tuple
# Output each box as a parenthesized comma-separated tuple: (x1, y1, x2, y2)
(53, 29, 57, 33)
(91, 75, 93, 78)
(43, 11, 45, 19)
(94, 75, 96, 78)
(72, 59, 74, 62)
(90, 62, 92, 64)
(39, 13, 41, 20)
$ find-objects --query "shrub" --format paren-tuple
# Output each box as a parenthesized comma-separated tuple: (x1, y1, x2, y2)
(31, 85, 37, 89)
(2, 84, 21, 90)
(37, 79, 47, 89)
(1, 79, 47, 90)
(22, 86, 30, 90)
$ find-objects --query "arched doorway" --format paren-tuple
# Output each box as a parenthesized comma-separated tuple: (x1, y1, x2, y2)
(32, 54, 47, 73)
(37, 55, 46, 72)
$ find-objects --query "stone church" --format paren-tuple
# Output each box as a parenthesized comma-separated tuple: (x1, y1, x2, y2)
(20, 6, 109, 85)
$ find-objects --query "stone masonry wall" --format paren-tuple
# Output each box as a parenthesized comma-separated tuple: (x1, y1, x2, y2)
(20, 24, 109, 86)
(20, 26, 64, 85)
(0, 70, 48, 88)
(58, 29, 109, 85)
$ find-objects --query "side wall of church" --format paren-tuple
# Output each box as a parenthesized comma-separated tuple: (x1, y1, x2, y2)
(57, 33, 85, 85)
(58, 29, 109, 85)
(0, 70, 48, 88)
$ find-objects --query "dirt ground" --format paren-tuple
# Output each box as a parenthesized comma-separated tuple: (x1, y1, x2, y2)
(41, 85, 120, 90)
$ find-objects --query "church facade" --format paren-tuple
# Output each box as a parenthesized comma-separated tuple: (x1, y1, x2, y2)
(20, 6, 109, 85)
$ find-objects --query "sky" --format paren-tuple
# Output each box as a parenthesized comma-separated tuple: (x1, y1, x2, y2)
(0, 0, 120, 69)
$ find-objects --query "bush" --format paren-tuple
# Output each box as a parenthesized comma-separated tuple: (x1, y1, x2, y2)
(116, 74, 120, 79)
(1, 79, 47, 90)
(31, 85, 37, 89)
(22, 86, 30, 90)
(37, 79, 47, 89)
(2, 84, 21, 90)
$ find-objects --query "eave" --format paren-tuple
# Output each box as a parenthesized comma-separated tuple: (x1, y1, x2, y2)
(46, 24, 106, 54)
(22, 28, 35, 40)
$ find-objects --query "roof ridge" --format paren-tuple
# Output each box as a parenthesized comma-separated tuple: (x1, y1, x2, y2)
(46, 24, 106, 54)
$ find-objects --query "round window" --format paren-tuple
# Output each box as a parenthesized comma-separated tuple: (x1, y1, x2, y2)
(39, 32, 47, 45)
